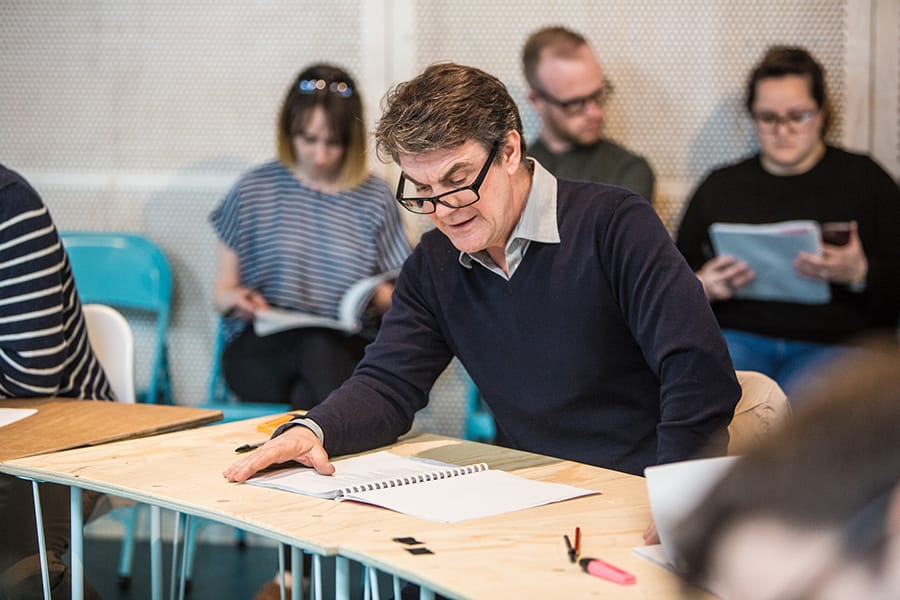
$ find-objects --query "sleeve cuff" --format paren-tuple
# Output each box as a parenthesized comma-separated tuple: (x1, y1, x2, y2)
(271, 417, 325, 445)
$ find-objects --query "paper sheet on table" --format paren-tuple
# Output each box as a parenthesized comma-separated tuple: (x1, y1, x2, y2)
(0, 407, 37, 428)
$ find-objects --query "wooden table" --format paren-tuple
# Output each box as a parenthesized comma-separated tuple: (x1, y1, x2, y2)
(1, 415, 703, 599)
(0, 398, 221, 600)
(0, 398, 222, 461)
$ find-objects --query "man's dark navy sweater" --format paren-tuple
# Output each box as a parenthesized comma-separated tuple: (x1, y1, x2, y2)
(307, 180, 740, 475)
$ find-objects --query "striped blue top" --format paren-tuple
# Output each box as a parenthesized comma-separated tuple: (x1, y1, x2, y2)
(0, 165, 113, 400)
(210, 161, 411, 342)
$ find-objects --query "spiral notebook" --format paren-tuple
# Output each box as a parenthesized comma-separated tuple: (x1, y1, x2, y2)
(248, 451, 599, 522)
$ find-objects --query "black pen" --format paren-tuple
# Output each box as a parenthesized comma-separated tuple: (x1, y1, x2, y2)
(234, 440, 266, 453)
(564, 534, 576, 563)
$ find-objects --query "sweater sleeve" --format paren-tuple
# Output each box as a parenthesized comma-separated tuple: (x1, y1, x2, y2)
(304, 245, 453, 457)
(603, 195, 740, 464)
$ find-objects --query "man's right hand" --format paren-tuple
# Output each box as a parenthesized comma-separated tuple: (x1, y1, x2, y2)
(696, 255, 755, 302)
(223, 426, 334, 482)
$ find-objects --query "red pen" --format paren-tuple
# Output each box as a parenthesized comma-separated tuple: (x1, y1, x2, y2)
(573, 526, 581, 561)
(579, 557, 636, 585)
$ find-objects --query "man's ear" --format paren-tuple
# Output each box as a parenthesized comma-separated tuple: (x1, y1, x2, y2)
(501, 130, 522, 173)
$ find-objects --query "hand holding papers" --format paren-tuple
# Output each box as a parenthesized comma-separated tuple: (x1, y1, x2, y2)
(248, 451, 599, 522)
(708, 220, 830, 304)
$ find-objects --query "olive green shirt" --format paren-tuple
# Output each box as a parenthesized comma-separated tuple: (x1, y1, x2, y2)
(528, 138, 655, 203)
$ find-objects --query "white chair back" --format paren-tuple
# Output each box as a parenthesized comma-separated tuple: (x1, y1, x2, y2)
(83, 303, 136, 404)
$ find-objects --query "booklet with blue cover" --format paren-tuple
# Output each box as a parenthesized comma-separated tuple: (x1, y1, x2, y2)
(708, 220, 830, 304)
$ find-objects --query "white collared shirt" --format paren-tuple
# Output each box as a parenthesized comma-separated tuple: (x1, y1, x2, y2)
(459, 159, 561, 280)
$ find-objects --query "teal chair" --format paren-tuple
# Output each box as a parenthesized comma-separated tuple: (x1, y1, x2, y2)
(60, 232, 173, 405)
(60, 232, 175, 587)
(464, 375, 496, 443)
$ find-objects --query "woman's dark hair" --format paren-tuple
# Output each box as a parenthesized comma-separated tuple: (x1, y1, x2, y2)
(745, 45, 832, 136)
(276, 63, 367, 187)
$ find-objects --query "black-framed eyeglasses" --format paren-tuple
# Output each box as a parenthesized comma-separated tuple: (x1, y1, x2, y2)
(395, 142, 499, 214)
(535, 81, 614, 116)
(751, 109, 817, 133)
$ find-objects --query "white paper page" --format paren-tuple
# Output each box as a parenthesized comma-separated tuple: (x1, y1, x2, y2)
(631, 544, 675, 572)
(248, 451, 457, 498)
(632, 545, 726, 598)
(0, 407, 37, 428)
(253, 307, 351, 337)
(345, 468, 599, 522)
(644, 456, 737, 571)
(709, 220, 830, 304)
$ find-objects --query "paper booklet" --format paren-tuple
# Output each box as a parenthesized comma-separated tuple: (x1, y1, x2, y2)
(708, 220, 830, 304)
(253, 269, 399, 336)
(634, 456, 738, 598)
(248, 450, 599, 523)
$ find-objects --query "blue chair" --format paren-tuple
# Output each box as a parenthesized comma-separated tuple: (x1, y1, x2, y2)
(60, 232, 173, 405)
(464, 376, 496, 443)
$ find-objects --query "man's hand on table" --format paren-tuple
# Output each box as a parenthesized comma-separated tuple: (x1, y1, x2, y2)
(223, 426, 334, 482)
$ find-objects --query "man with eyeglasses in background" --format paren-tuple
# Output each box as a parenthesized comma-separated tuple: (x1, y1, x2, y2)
(676, 45, 900, 399)
(225, 63, 739, 491)
(522, 26, 655, 202)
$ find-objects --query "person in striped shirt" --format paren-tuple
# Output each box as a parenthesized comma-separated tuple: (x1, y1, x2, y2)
(210, 64, 411, 411)
(0, 164, 113, 599)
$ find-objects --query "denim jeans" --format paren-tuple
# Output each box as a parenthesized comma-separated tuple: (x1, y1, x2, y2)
(722, 329, 854, 402)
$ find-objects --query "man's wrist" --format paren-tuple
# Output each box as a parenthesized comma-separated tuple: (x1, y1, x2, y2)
(271, 417, 324, 445)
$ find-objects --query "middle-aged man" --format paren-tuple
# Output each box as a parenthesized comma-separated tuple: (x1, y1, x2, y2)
(225, 63, 739, 485)
(522, 26, 655, 202)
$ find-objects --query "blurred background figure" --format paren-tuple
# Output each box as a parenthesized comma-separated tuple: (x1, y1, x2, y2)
(210, 63, 411, 411)
(676, 338, 900, 600)
(522, 26, 655, 202)
(676, 45, 900, 399)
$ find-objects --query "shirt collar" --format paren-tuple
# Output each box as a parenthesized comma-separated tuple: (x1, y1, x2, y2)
(458, 158, 560, 269)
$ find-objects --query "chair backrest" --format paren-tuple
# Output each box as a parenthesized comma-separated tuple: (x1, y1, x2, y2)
(82, 303, 136, 404)
(61, 232, 173, 404)
(727, 370, 791, 455)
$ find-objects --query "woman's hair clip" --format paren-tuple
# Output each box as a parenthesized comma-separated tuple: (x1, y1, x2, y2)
(298, 79, 353, 98)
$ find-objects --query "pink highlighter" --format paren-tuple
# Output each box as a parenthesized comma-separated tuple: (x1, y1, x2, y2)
(579, 557, 637, 585)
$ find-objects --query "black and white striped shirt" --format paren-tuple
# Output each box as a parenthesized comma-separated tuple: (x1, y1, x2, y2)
(211, 161, 412, 342)
(0, 165, 113, 400)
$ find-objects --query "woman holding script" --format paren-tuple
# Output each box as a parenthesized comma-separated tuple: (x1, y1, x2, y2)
(676, 46, 900, 399)
(210, 64, 410, 410)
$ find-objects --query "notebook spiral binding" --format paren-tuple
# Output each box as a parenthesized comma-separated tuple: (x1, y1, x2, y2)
(336, 462, 489, 498)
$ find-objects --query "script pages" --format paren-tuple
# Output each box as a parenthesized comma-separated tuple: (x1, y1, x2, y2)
(253, 269, 399, 336)
(248, 451, 599, 522)
(708, 220, 830, 304)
